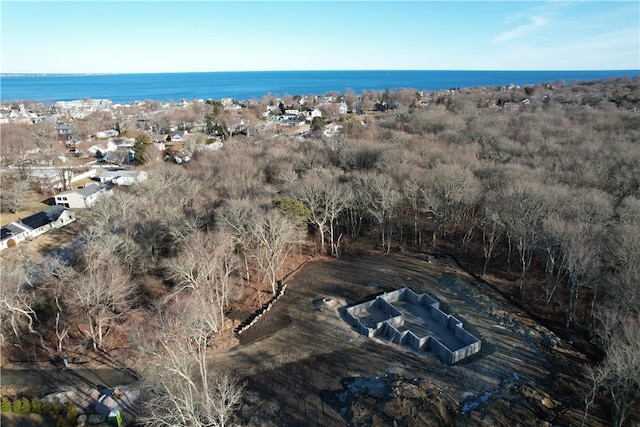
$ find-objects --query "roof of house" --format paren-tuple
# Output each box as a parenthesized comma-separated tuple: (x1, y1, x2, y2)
(97, 169, 143, 179)
(20, 205, 67, 229)
(57, 184, 111, 199)
(1, 223, 32, 241)
(75, 184, 110, 198)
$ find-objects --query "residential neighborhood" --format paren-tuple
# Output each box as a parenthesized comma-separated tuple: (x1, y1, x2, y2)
(0, 91, 383, 251)
(2, 77, 640, 427)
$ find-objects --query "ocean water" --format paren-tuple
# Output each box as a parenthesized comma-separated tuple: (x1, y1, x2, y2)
(1, 70, 638, 104)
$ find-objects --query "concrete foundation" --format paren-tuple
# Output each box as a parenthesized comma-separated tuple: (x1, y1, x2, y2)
(344, 288, 481, 364)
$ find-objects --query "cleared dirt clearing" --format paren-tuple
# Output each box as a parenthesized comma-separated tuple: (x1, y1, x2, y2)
(212, 252, 604, 426)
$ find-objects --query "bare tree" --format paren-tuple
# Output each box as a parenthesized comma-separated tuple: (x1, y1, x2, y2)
(0, 122, 33, 165)
(354, 172, 401, 253)
(583, 312, 640, 427)
(325, 183, 350, 257)
(163, 231, 239, 322)
(539, 216, 569, 304)
(393, 164, 426, 247)
(581, 362, 609, 427)
(251, 210, 304, 294)
(421, 163, 479, 246)
(296, 181, 330, 254)
(296, 174, 350, 256)
(317, 103, 341, 122)
(479, 204, 503, 276)
(37, 256, 78, 354)
(67, 232, 136, 350)
(0, 175, 34, 213)
(343, 89, 358, 112)
(219, 200, 258, 284)
(498, 178, 552, 298)
(607, 208, 640, 322)
(30, 120, 57, 155)
(137, 294, 244, 427)
(0, 247, 39, 347)
(561, 223, 601, 328)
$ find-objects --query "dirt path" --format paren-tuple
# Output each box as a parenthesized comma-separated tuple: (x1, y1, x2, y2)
(1, 367, 138, 397)
(212, 253, 607, 426)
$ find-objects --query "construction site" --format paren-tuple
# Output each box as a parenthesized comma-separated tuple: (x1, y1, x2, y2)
(344, 287, 481, 364)
(206, 252, 601, 426)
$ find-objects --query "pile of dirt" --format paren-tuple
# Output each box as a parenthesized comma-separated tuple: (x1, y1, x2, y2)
(322, 374, 457, 427)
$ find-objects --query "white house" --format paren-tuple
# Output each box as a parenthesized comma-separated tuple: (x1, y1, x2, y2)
(95, 129, 119, 139)
(1, 206, 76, 251)
(171, 130, 188, 141)
(95, 169, 148, 186)
(54, 184, 113, 209)
(88, 140, 118, 157)
(0, 223, 32, 251)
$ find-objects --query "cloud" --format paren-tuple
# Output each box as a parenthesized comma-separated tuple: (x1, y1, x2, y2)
(493, 16, 548, 44)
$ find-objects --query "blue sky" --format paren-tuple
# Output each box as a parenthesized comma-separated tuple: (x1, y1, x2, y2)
(1, 1, 638, 73)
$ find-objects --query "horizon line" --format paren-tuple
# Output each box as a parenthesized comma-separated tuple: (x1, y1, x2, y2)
(3, 68, 640, 77)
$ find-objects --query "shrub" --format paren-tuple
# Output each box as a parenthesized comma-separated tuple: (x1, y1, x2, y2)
(1, 396, 12, 413)
(52, 400, 64, 417)
(20, 397, 32, 414)
(64, 400, 77, 424)
(31, 396, 43, 414)
(41, 400, 54, 417)
(11, 397, 22, 414)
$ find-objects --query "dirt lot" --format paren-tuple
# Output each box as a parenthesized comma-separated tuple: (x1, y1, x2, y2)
(211, 252, 608, 426)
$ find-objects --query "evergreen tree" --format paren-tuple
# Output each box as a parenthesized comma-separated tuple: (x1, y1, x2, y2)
(310, 116, 326, 133)
(133, 133, 152, 164)
(272, 197, 310, 226)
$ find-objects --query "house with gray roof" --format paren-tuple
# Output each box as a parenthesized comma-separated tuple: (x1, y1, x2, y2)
(95, 169, 148, 186)
(54, 184, 113, 209)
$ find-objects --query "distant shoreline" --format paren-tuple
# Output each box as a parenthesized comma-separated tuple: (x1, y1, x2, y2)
(2, 70, 638, 104)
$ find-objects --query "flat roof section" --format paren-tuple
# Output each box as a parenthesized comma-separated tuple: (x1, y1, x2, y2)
(344, 287, 481, 364)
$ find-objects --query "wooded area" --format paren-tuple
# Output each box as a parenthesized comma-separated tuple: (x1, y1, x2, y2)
(2, 76, 639, 426)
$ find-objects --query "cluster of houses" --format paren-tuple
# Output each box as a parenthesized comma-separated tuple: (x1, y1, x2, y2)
(0, 103, 41, 124)
(1, 94, 365, 250)
(54, 99, 114, 119)
(1, 168, 148, 252)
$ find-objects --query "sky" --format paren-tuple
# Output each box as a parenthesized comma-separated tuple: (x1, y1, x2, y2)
(1, 1, 639, 74)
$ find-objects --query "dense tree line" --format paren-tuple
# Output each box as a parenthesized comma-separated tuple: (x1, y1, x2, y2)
(1, 76, 639, 425)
